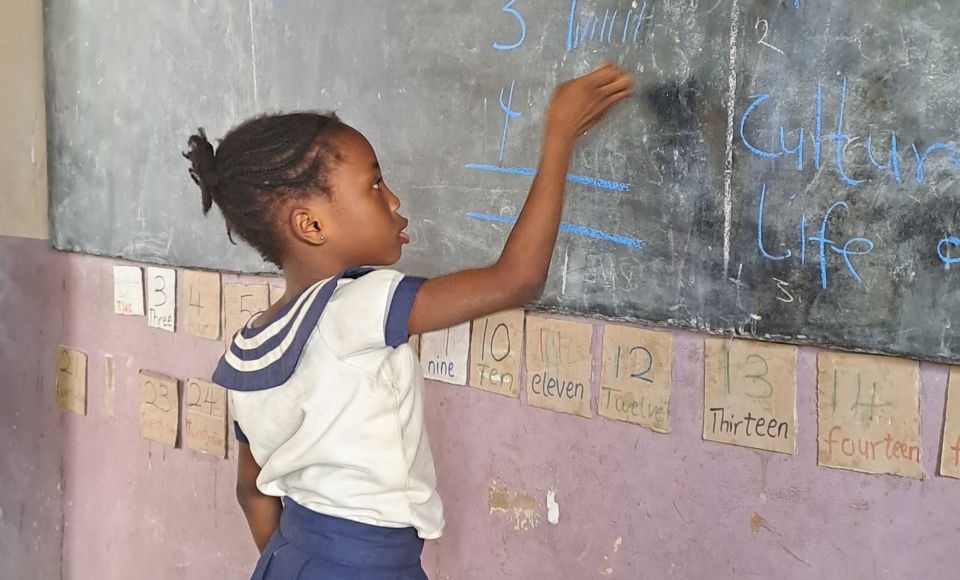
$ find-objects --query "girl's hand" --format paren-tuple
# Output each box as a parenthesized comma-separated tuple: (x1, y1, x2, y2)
(545, 63, 633, 142)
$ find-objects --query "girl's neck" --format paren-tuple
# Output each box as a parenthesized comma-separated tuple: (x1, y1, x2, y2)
(280, 260, 351, 300)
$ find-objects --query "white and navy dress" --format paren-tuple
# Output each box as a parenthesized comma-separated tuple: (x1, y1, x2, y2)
(213, 268, 444, 580)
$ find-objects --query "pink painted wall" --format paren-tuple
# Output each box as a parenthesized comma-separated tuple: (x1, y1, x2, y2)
(2, 234, 959, 579)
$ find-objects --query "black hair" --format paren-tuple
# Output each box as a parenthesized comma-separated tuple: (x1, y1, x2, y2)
(183, 112, 346, 267)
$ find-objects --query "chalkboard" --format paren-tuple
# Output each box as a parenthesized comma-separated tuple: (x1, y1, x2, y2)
(45, 1, 960, 363)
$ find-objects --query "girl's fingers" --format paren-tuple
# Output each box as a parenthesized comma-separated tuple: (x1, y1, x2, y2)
(587, 63, 621, 86)
(599, 88, 632, 110)
(599, 74, 633, 95)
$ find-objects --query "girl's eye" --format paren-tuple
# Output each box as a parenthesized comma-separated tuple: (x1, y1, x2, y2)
(373, 179, 382, 190)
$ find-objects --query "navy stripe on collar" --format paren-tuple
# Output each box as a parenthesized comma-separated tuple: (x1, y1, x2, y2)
(213, 268, 375, 392)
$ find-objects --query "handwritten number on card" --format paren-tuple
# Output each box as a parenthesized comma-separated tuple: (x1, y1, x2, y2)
(152, 274, 168, 307)
(144, 380, 173, 413)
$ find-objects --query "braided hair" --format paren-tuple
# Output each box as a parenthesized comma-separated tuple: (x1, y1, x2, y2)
(183, 112, 346, 267)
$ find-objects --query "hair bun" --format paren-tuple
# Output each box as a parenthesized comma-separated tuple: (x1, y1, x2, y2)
(183, 128, 221, 215)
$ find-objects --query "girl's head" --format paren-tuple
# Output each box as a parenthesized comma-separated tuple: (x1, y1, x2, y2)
(183, 113, 409, 272)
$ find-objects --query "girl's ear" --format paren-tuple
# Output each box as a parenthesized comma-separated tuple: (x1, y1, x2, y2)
(290, 207, 328, 246)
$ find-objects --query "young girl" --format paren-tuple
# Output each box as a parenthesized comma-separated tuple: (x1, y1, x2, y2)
(184, 64, 631, 579)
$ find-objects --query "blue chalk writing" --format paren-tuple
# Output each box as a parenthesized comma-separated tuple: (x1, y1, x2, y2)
(826, 79, 863, 186)
(498, 81, 521, 162)
(566, 0, 578, 50)
(779, 127, 804, 170)
(622, 8, 633, 43)
(740, 94, 782, 159)
(493, 0, 526, 51)
(865, 134, 884, 171)
(917, 143, 960, 183)
(865, 133, 902, 182)
(739, 79, 960, 187)
(466, 212, 643, 249)
(756, 183, 792, 260)
(800, 216, 807, 264)
(831, 237, 874, 283)
(464, 164, 632, 192)
(633, 3, 646, 43)
(755, 184, 874, 288)
(809, 201, 842, 289)
(814, 83, 823, 169)
(809, 201, 873, 288)
(566, 0, 650, 51)
(891, 134, 901, 182)
(937, 237, 960, 264)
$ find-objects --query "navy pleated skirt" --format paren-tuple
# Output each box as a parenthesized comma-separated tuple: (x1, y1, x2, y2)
(250, 498, 427, 580)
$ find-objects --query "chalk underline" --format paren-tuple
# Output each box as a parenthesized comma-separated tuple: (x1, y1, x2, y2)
(465, 212, 644, 249)
(464, 163, 632, 192)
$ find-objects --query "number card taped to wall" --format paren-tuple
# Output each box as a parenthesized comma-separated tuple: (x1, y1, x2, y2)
(469, 309, 524, 398)
(599, 325, 672, 433)
(421, 322, 470, 385)
(113, 265, 144, 316)
(222, 283, 270, 347)
(525, 316, 593, 418)
(180, 270, 221, 340)
(703, 338, 797, 454)
(817, 352, 922, 479)
(940, 367, 960, 478)
(55, 346, 87, 415)
(139, 370, 179, 447)
(146, 267, 176, 332)
(185, 378, 228, 458)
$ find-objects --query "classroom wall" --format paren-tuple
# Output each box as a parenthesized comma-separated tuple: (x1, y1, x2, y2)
(0, 0, 57, 577)
(2, 233, 959, 579)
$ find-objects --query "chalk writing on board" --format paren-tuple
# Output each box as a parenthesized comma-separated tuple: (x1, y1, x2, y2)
(464, 165, 631, 193)
(466, 6, 641, 249)
(755, 184, 874, 289)
(566, 1, 655, 52)
(493, 1, 526, 51)
(498, 81, 521, 162)
(741, 72, 960, 270)
(740, 79, 960, 186)
(466, 212, 643, 249)
(936, 237, 960, 265)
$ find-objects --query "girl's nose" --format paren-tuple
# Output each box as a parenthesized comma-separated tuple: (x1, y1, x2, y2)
(387, 187, 401, 211)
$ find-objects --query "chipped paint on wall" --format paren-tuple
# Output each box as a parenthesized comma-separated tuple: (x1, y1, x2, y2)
(487, 481, 542, 531)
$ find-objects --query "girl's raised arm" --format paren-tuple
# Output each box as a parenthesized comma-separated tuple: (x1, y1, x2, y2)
(408, 64, 632, 335)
